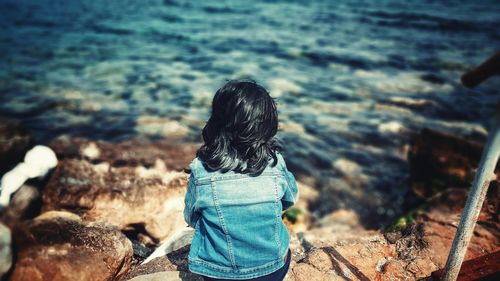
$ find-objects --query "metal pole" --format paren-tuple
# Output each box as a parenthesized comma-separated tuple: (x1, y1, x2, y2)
(442, 103, 500, 281)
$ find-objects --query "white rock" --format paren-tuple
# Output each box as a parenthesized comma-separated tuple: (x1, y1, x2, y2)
(24, 145, 58, 177)
(0, 164, 29, 207)
(375, 256, 392, 272)
(81, 142, 100, 160)
(0, 145, 58, 207)
(92, 162, 110, 173)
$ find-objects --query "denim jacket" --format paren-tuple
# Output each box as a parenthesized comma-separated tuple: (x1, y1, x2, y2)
(184, 153, 299, 279)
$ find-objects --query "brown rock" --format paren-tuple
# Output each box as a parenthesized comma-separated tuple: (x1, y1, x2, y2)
(42, 158, 189, 241)
(289, 186, 499, 281)
(0, 184, 41, 228)
(41, 137, 200, 241)
(290, 234, 409, 281)
(122, 193, 498, 281)
(10, 210, 133, 281)
(49, 137, 200, 171)
(408, 128, 497, 198)
(291, 263, 334, 281)
(416, 218, 498, 270)
(0, 118, 33, 177)
(392, 188, 499, 279)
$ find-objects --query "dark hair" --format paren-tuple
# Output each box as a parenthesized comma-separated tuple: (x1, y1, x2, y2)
(197, 80, 280, 176)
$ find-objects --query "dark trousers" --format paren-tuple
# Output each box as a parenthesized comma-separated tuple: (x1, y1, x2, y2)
(203, 249, 292, 281)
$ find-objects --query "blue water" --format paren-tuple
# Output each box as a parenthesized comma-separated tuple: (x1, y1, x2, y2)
(1, 0, 499, 227)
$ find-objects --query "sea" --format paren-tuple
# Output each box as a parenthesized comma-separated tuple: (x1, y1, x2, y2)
(1, 0, 499, 228)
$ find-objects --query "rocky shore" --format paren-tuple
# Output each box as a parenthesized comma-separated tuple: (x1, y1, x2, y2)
(0, 118, 498, 281)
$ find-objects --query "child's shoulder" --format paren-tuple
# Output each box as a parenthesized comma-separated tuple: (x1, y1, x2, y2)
(188, 157, 203, 175)
(188, 157, 213, 179)
(274, 151, 287, 169)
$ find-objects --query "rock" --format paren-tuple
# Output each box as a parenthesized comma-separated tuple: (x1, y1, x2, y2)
(394, 223, 428, 261)
(123, 245, 201, 281)
(49, 137, 200, 171)
(289, 186, 499, 281)
(81, 142, 100, 160)
(142, 227, 194, 264)
(22, 145, 58, 178)
(0, 222, 12, 279)
(0, 118, 33, 177)
(0, 184, 41, 228)
(375, 256, 392, 273)
(0, 145, 57, 208)
(35, 210, 81, 221)
(291, 235, 412, 281)
(131, 239, 154, 260)
(120, 185, 499, 281)
(42, 158, 189, 241)
(290, 263, 333, 281)
(408, 128, 496, 198)
(384, 230, 403, 244)
(42, 137, 200, 242)
(408, 189, 500, 272)
(317, 209, 361, 233)
(6, 131, 492, 281)
(9, 210, 133, 281)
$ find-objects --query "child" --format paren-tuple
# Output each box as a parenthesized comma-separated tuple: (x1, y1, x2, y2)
(184, 80, 299, 281)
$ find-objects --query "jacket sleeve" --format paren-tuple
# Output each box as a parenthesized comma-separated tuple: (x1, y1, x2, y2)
(183, 173, 200, 227)
(278, 154, 299, 210)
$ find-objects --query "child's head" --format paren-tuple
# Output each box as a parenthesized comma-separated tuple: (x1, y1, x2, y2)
(197, 79, 279, 175)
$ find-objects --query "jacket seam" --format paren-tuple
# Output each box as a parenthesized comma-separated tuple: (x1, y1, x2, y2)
(189, 256, 283, 274)
(273, 176, 282, 258)
(185, 174, 197, 227)
(283, 171, 296, 203)
(210, 179, 238, 269)
(278, 154, 297, 203)
(196, 172, 281, 185)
